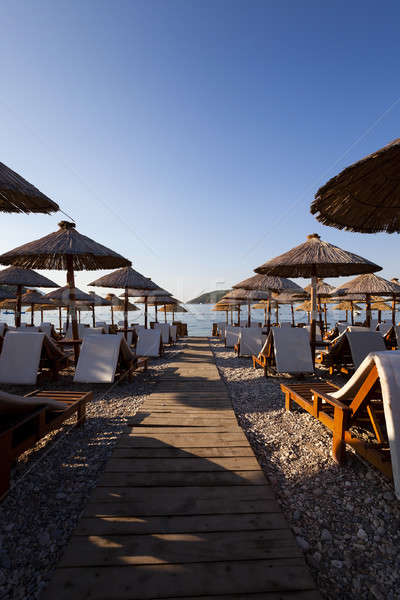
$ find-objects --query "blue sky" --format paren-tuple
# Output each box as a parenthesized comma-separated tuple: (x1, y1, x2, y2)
(1, 0, 400, 300)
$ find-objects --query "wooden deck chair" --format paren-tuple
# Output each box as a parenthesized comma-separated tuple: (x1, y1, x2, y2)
(74, 334, 136, 384)
(378, 322, 392, 336)
(303, 324, 322, 342)
(281, 351, 400, 497)
(369, 319, 379, 331)
(135, 328, 162, 358)
(65, 323, 88, 339)
(82, 327, 105, 336)
(170, 325, 177, 344)
(317, 330, 387, 375)
(226, 327, 242, 349)
(0, 323, 7, 337)
(0, 332, 67, 385)
(280, 321, 292, 327)
(0, 388, 91, 498)
(253, 328, 313, 377)
(237, 329, 263, 357)
(154, 323, 171, 345)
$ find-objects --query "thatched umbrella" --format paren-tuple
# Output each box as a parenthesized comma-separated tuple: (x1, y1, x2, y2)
(391, 278, 400, 325)
(233, 274, 305, 328)
(331, 300, 362, 323)
(212, 303, 232, 324)
(44, 285, 94, 332)
(0, 221, 130, 360)
(123, 286, 171, 327)
(311, 138, 400, 233)
(331, 273, 400, 327)
(0, 161, 59, 214)
(104, 293, 138, 326)
(215, 298, 245, 325)
(0, 266, 58, 326)
(1, 289, 48, 326)
(159, 304, 187, 322)
(135, 295, 180, 324)
(371, 300, 391, 323)
(223, 288, 270, 327)
(304, 279, 335, 332)
(255, 233, 381, 361)
(89, 267, 159, 333)
(76, 291, 111, 327)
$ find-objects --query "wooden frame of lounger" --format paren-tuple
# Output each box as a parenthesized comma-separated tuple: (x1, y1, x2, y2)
(316, 332, 388, 375)
(0, 390, 92, 499)
(281, 367, 391, 478)
(252, 330, 313, 377)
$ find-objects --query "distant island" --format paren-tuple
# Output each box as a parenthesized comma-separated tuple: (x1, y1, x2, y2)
(187, 289, 231, 304)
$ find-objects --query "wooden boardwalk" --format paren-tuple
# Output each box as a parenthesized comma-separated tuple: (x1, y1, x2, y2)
(42, 337, 320, 599)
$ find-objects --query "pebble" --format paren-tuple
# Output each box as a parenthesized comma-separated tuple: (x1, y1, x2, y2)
(296, 536, 310, 552)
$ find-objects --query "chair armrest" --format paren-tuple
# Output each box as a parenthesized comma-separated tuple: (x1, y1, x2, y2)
(310, 388, 350, 411)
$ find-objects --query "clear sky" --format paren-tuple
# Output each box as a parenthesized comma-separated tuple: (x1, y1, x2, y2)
(1, 0, 400, 301)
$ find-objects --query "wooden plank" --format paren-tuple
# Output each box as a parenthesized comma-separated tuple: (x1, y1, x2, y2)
(146, 593, 321, 600)
(60, 529, 302, 567)
(104, 456, 261, 472)
(128, 416, 240, 427)
(74, 512, 289, 536)
(41, 559, 316, 600)
(97, 470, 268, 487)
(120, 433, 249, 446)
(112, 446, 255, 458)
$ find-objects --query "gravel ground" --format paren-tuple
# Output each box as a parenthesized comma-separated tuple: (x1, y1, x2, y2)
(210, 338, 400, 600)
(0, 345, 182, 600)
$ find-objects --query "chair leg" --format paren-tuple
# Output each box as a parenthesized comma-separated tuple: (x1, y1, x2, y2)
(332, 406, 349, 464)
(285, 391, 292, 411)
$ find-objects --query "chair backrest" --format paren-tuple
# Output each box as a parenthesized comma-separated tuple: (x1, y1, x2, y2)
(272, 328, 314, 374)
(225, 327, 243, 348)
(280, 321, 292, 327)
(117, 331, 133, 346)
(345, 331, 387, 369)
(370, 319, 379, 331)
(336, 323, 348, 334)
(303, 324, 322, 341)
(74, 334, 123, 383)
(378, 322, 392, 336)
(0, 322, 7, 337)
(82, 327, 105, 336)
(347, 325, 368, 331)
(238, 329, 263, 357)
(154, 323, 170, 344)
(136, 329, 162, 357)
(0, 332, 45, 384)
(95, 321, 109, 333)
(65, 323, 89, 339)
(15, 326, 40, 332)
(0, 389, 68, 414)
(170, 325, 177, 342)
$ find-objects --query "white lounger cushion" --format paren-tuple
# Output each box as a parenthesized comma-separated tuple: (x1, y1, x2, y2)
(330, 351, 400, 499)
(345, 331, 387, 369)
(239, 329, 263, 357)
(0, 390, 67, 414)
(117, 331, 133, 346)
(272, 328, 313, 374)
(170, 325, 177, 342)
(136, 329, 162, 357)
(226, 327, 243, 348)
(280, 321, 292, 328)
(154, 323, 170, 344)
(303, 324, 322, 341)
(65, 324, 89, 339)
(82, 327, 105, 336)
(0, 323, 7, 336)
(0, 332, 45, 384)
(378, 323, 392, 336)
(74, 335, 124, 383)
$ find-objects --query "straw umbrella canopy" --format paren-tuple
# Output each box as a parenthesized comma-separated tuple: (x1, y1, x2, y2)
(223, 288, 271, 327)
(0, 221, 130, 360)
(212, 302, 236, 325)
(215, 298, 245, 325)
(0, 161, 59, 214)
(89, 267, 159, 332)
(331, 273, 400, 327)
(1, 289, 48, 326)
(254, 233, 381, 361)
(0, 266, 58, 326)
(304, 279, 335, 331)
(123, 286, 171, 326)
(135, 295, 180, 324)
(76, 291, 111, 327)
(311, 139, 400, 233)
(159, 303, 187, 322)
(104, 293, 138, 326)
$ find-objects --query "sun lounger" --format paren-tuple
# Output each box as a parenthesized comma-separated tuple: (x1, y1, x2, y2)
(281, 351, 400, 497)
(253, 328, 314, 377)
(74, 334, 137, 384)
(64, 323, 89, 339)
(135, 329, 162, 358)
(280, 321, 292, 327)
(0, 332, 69, 384)
(378, 322, 392, 336)
(0, 323, 7, 337)
(237, 328, 263, 357)
(170, 325, 177, 343)
(154, 323, 171, 345)
(226, 327, 242, 348)
(0, 389, 91, 498)
(82, 327, 105, 336)
(303, 324, 322, 341)
(317, 329, 387, 374)
(369, 319, 379, 331)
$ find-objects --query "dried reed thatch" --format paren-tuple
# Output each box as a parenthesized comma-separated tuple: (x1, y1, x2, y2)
(159, 304, 187, 313)
(311, 138, 400, 233)
(295, 301, 312, 312)
(371, 301, 391, 311)
(0, 266, 58, 288)
(123, 287, 170, 297)
(233, 274, 304, 294)
(223, 288, 270, 301)
(44, 285, 93, 304)
(332, 273, 400, 297)
(89, 267, 158, 289)
(304, 278, 335, 296)
(0, 161, 59, 214)
(111, 302, 139, 312)
(0, 221, 130, 271)
(255, 234, 381, 278)
(135, 296, 179, 305)
(332, 301, 361, 311)
(0, 288, 16, 301)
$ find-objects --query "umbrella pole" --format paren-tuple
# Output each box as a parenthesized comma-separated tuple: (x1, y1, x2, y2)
(41, 308, 44, 322)
(66, 255, 79, 363)
(110, 306, 114, 326)
(317, 299, 324, 335)
(31, 303, 34, 326)
(263, 304, 267, 327)
(345, 309, 348, 322)
(378, 309, 382, 324)
(392, 295, 396, 326)
(155, 303, 158, 323)
(275, 302, 279, 325)
(310, 275, 317, 365)
(267, 298, 271, 331)
(247, 300, 251, 327)
(58, 307, 62, 331)
(124, 287, 128, 339)
(366, 293, 371, 328)
(323, 303, 328, 331)
(230, 308, 233, 325)
(15, 284, 22, 327)
(144, 296, 148, 329)
(351, 301, 354, 325)
(164, 305, 167, 323)
(291, 303, 295, 327)
(92, 304, 95, 327)
(225, 310, 228, 324)
(237, 305, 240, 325)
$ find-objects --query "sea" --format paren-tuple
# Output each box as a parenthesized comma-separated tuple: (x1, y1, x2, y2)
(0, 303, 381, 336)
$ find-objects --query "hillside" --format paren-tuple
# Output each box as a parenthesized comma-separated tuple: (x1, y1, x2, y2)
(187, 289, 231, 304)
